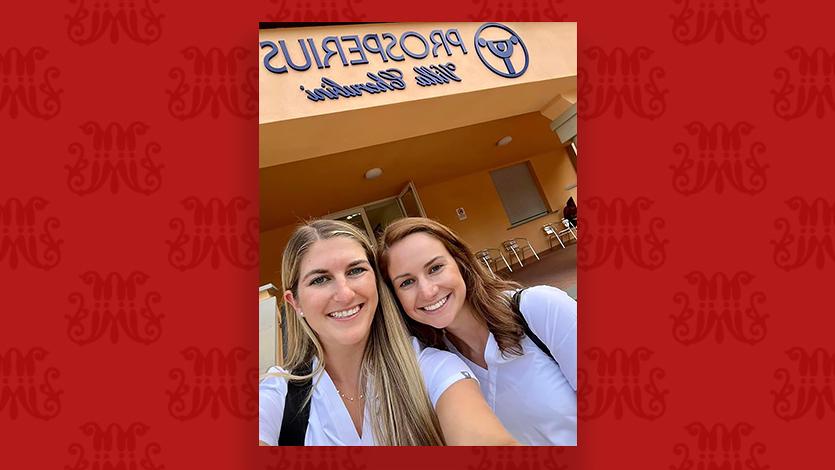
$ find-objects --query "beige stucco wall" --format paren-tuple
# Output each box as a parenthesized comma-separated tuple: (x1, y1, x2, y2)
(416, 147, 576, 257)
(259, 147, 577, 286)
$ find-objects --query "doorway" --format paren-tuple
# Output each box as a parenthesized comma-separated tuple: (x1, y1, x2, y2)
(325, 182, 426, 245)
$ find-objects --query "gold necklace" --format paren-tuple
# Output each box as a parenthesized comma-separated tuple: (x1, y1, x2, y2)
(335, 388, 365, 401)
(335, 376, 366, 402)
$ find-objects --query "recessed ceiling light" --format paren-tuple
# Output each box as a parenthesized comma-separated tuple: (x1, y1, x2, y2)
(365, 167, 383, 179)
(496, 136, 513, 146)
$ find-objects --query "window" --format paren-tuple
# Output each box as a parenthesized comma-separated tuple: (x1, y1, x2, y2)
(490, 162, 550, 226)
(566, 138, 577, 171)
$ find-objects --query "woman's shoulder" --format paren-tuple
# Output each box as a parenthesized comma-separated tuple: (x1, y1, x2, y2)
(408, 336, 477, 406)
(259, 366, 290, 395)
(518, 285, 575, 313)
(409, 336, 466, 368)
(519, 286, 577, 318)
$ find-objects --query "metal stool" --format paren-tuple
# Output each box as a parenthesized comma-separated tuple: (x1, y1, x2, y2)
(555, 219, 577, 248)
(475, 248, 512, 278)
(543, 224, 560, 249)
(502, 238, 540, 267)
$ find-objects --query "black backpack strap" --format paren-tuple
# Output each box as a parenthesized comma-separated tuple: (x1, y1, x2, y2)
(278, 362, 313, 446)
(512, 289, 557, 364)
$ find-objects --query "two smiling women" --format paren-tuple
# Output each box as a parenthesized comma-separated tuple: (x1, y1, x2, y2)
(259, 217, 576, 446)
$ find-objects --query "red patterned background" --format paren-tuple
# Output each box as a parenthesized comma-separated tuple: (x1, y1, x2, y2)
(2, 0, 833, 468)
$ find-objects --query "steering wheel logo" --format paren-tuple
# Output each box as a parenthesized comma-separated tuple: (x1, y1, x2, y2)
(474, 23, 529, 78)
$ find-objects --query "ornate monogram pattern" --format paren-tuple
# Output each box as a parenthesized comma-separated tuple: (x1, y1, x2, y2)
(167, 47, 257, 120)
(66, 423, 163, 470)
(265, 447, 365, 470)
(0, 348, 62, 420)
(167, 197, 258, 270)
(773, 347, 835, 421)
(671, 122, 768, 195)
(578, 47, 668, 120)
(0, 197, 62, 270)
(66, 0, 163, 45)
(577, 347, 668, 420)
(66, 122, 163, 196)
(672, 271, 768, 345)
(671, 423, 767, 470)
(577, 197, 668, 270)
(166, 347, 257, 420)
(468, 0, 567, 20)
(469, 447, 566, 470)
(0, 47, 62, 119)
(264, 0, 366, 21)
(773, 47, 835, 120)
(66, 271, 163, 345)
(671, 0, 768, 45)
(772, 197, 835, 270)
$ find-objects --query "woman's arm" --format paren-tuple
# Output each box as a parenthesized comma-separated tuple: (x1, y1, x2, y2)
(521, 286, 577, 391)
(259, 369, 289, 446)
(435, 378, 519, 446)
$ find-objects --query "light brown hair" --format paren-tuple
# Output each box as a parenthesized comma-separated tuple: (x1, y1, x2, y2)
(274, 219, 445, 446)
(378, 217, 525, 357)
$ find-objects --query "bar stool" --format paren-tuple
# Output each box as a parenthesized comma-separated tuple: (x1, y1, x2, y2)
(550, 219, 577, 249)
(543, 224, 560, 249)
(475, 248, 512, 278)
(502, 238, 540, 268)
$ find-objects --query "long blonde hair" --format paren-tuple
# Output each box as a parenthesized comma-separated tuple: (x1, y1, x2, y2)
(277, 219, 445, 446)
(378, 217, 525, 357)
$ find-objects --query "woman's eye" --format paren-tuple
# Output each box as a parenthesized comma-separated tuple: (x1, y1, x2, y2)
(347, 266, 367, 276)
(399, 278, 415, 289)
(429, 264, 443, 274)
(309, 276, 328, 286)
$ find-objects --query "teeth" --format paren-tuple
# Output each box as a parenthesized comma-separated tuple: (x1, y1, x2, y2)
(329, 304, 361, 318)
(422, 295, 448, 312)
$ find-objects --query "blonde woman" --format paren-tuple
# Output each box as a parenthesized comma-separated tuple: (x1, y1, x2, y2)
(378, 217, 577, 445)
(258, 219, 516, 446)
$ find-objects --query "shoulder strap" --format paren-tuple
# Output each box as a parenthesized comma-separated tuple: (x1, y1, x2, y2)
(278, 362, 313, 446)
(511, 289, 557, 364)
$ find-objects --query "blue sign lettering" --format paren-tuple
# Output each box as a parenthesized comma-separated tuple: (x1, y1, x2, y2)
(361, 34, 388, 62)
(263, 23, 530, 103)
(262, 26, 480, 75)
(400, 31, 429, 59)
(414, 62, 461, 86)
(300, 68, 406, 102)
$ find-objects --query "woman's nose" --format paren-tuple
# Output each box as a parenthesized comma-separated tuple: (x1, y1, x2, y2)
(419, 279, 439, 300)
(332, 277, 356, 303)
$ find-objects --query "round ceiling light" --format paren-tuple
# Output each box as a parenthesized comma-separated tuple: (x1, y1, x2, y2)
(496, 136, 513, 146)
(365, 167, 383, 180)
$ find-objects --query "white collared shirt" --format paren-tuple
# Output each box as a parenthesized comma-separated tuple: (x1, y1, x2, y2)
(444, 285, 577, 445)
(259, 336, 475, 446)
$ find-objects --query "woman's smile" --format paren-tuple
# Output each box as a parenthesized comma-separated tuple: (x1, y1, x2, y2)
(327, 303, 364, 320)
(419, 293, 450, 313)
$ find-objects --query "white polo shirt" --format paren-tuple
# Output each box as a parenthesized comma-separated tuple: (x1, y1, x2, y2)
(444, 285, 577, 445)
(259, 336, 475, 446)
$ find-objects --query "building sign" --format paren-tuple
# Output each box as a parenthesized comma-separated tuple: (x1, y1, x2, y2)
(260, 23, 529, 102)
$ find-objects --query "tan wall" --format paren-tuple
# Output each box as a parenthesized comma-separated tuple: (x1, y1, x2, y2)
(259, 146, 577, 286)
(260, 223, 299, 289)
(417, 147, 576, 259)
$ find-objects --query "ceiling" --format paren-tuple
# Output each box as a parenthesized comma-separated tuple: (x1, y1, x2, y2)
(260, 111, 561, 230)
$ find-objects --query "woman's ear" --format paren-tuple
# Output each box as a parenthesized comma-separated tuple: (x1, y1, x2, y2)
(284, 290, 303, 316)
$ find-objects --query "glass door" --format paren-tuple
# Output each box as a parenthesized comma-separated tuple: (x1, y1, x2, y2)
(397, 181, 426, 217)
(327, 208, 374, 242)
(364, 197, 406, 241)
